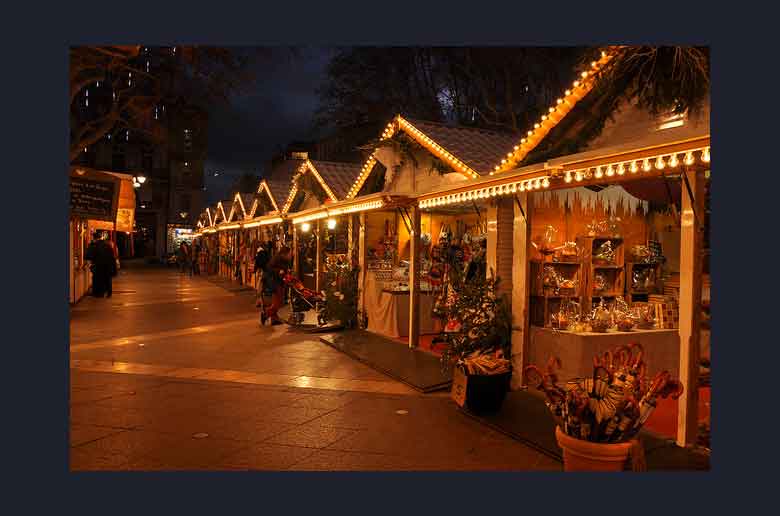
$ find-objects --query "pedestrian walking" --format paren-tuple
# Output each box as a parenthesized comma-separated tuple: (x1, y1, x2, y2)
(254, 242, 272, 324)
(85, 231, 116, 297)
(260, 246, 291, 326)
(192, 241, 201, 275)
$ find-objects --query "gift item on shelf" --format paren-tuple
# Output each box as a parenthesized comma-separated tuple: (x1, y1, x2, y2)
(590, 300, 612, 332)
(587, 216, 623, 238)
(555, 241, 581, 263)
(631, 267, 656, 291)
(593, 240, 616, 265)
(593, 273, 609, 294)
(532, 225, 560, 257)
(542, 265, 560, 290)
(629, 244, 652, 263)
(632, 303, 657, 329)
(647, 294, 678, 329)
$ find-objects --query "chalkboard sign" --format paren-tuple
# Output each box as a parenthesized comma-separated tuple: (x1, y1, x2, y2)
(70, 175, 118, 221)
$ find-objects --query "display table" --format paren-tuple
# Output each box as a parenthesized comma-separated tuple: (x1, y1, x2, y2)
(528, 326, 679, 380)
(364, 272, 441, 338)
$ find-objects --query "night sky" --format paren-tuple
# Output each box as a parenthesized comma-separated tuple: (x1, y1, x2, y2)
(204, 47, 335, 203)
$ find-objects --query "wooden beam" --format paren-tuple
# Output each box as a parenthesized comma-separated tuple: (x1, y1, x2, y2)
(357, 212, 367, 326)
(677, 167, 704, 447)
(315, 220, 322, 293)
(486, 203, 498, 278)
(408, 206, 421, 348)
(292, 226, 299, 278)
(347, 215, 354, 260)
(511, 193, 532, 389)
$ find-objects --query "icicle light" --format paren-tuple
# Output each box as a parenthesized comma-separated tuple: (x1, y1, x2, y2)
(536, 185, 649, 215)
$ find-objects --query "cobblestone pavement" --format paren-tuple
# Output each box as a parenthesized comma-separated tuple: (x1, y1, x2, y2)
(69, 266, 560, 471)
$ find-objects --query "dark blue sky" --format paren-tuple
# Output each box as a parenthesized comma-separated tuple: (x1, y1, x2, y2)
(204, 47, 335, 203)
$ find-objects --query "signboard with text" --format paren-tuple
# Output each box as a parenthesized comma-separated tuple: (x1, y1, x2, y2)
(70, 173, 120, 221)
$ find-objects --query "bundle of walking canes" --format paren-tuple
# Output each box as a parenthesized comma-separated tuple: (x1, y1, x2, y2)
(525, 342, 684, 444)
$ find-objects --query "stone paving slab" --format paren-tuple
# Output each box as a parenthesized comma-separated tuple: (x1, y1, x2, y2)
(68, 269, 561, 471)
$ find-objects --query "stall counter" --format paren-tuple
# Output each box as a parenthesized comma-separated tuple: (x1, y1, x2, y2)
(528, 326, 679, 380)
(364, 272, 441, 338)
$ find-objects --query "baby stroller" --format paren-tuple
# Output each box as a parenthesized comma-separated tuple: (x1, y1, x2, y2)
(281, 272, 327, 326)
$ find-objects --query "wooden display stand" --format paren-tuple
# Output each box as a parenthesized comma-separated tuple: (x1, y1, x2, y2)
(577, 235, 625, 312)
(530, 259, 582, 327)
(625, 261, 663, 304)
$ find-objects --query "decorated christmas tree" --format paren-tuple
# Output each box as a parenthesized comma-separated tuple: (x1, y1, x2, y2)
(434, 267, 512, 374)
(321, 258, 359, 328)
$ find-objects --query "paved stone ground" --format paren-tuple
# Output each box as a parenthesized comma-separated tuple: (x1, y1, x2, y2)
(69, 266, 560, 471)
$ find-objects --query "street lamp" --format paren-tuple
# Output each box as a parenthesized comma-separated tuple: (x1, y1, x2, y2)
(180, 211, 188, 219)
(326, 218, 337, 230)
(136, 175, 147, 184)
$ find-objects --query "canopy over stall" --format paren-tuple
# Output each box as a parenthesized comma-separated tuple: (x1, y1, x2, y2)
(407, 47, 709, 448)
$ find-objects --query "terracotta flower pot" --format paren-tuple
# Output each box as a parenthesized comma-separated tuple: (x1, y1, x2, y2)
(555, 427, 634, 472)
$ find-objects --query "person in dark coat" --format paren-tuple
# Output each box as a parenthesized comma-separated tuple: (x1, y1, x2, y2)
(261, 246, 292, 325)
(85, 231, 115, 297)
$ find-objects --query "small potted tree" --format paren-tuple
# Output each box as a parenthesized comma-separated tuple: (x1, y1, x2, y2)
(320, 256, 359, 329)
(525, 343, 684, 471)
(437, 269, 512, 414)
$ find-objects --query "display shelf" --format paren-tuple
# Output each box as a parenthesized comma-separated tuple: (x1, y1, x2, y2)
(577, 235, 625, 312)
(529, 259, 583, 327)
(626, 260, 663, 304)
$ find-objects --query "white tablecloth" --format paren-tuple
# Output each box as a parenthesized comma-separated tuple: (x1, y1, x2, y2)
(364, 272, 440, 338)
(529, 326, 680, 379)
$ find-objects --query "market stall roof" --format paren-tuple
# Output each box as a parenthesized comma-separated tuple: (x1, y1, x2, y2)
(308, 160, 363, 200)
(488, 48, 710, 176)
(415, 130, 709, 210)
(288, 192, 412, 225)
(256, 179, 283, 214)
(280, 158, 363, 214)
(345, 115, 520, 198)
(227, 192, 255, 221)
(214, 201, 232, 225)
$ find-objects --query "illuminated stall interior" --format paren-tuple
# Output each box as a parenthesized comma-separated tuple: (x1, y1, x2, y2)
(282, 156, 363, 291)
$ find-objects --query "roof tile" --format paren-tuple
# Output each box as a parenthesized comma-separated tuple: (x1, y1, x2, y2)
(308, 160, 363, 199)
(405, 119, 519, 175)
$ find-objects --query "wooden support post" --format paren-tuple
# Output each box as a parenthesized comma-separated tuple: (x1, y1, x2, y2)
(315, 220, 322, 293)
(347, 215, 354, 261)
(408, 206, 421, 348)
(357, 212, 367, 325)
(511, 193, 532, 389)
(486, 203, 498, 279)
(677, 168, 704, 447)
(292, 225, 299, 277)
